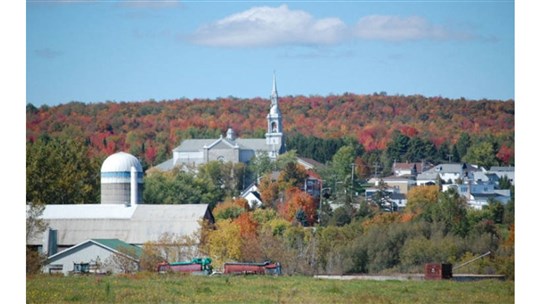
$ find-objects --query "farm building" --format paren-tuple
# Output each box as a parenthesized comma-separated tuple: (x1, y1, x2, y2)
(29, 203, 215, 255)
(44, 239, 142, 276)
(27, 151, 215, 274)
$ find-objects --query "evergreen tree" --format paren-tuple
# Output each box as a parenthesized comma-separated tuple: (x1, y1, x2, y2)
(456, 133, 472, 161)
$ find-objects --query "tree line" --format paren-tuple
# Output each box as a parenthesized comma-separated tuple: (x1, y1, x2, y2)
(26, 93, 514, 171)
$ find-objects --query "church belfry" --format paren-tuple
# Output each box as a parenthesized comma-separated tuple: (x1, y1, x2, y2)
(266, 73, 285, 158)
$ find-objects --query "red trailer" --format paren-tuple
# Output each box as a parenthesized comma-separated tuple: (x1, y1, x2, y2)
(223, 261, 281, 275)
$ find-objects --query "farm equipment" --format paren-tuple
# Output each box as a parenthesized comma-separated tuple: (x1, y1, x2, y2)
(157, 257, 212, 275)
(223, 261, 281, 275)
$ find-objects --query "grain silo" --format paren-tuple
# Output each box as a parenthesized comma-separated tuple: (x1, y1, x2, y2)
(100, 152, 143, 205)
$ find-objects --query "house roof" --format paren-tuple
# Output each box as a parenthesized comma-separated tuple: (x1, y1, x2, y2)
(489, 166, 515, 172)
(152, 158, 175, 171)
(297, 157, 324, 170)
(46, 238, 142, 263)
(29, 204, 213, 246)
(368, 175, 415, 183)
(393, 162, 417, 170)
(426, 163, 466, 174)
(416, 172, 439, 181)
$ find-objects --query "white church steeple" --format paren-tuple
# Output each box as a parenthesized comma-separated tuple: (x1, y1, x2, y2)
(266, 72, 285, 158)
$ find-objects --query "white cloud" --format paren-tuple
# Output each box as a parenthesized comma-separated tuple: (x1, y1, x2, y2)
(190, 5, 473, 47)
(191, 5, 346, 47)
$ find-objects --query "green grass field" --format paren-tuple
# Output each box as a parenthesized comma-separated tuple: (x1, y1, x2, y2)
(26, 273, 514, 303)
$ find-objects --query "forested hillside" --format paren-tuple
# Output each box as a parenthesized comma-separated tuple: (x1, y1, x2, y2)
(26, 93, 514, 170)
(26, 94, 515, 277)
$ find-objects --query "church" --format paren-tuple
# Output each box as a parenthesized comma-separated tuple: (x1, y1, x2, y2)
(154, 74, 286, 171)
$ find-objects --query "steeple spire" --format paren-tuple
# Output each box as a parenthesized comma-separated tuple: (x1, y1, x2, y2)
(271, 71, 278, 106)
(266, 72, 285, 157)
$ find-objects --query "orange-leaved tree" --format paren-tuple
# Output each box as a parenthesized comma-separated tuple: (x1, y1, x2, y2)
(279, 188, 317, 226)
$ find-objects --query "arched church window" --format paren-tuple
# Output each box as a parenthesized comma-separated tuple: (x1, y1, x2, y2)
(271, 122, 277, 132)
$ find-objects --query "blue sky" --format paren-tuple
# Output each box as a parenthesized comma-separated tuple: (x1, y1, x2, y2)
(26, 0, 515, 106)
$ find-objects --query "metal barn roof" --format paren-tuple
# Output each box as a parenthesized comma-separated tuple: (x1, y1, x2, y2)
(29, 204, 213, 247)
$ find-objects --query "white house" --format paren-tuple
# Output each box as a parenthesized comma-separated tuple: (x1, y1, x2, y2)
(487, 166, 515, 185)
(364, 187, 407, 210)
(240, 183, 264, 208)
(442, 183, 511, 210)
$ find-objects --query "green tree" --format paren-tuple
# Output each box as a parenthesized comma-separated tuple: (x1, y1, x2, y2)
(278, 162, 308, 191)
(26, 201, 48, 274)
(404, 137, 427, 162)
(385, 131, 410, 163)
(371, 179, 395, 212)
(498, 175, 512, 189)
(331, 146, 355, 179)
(249, 151, 273, 180)
(451, 144, 461, 164)
(329, 205, 353, 227)
(456, 133, 472, 161)
(26, 137, 101, 205)
(427, 188, 469, 237)
(436, 141, 451, 163)
(463, 142, 498, 168)
(143, 168, 221, 207)
(276, 150, 299, 171)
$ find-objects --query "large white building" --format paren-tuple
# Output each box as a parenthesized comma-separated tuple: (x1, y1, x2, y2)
(28, 151, 215, 274)
(154, 74, 286, 171)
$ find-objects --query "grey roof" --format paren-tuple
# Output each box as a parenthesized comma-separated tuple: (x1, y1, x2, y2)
(426, 163, 466, 174)
(173, 139, 217, 152)
(173, 137, 269, 153)
(153, 158, 175, 171)
(489, 166, 515, 172)
(416, 172, 439, 181)
(235, 138, 269, 151)
(29, 204, 213, 246)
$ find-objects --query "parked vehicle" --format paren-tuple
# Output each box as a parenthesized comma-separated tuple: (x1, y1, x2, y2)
(223, 261, 281, 275)
(157, 257, 212, 275)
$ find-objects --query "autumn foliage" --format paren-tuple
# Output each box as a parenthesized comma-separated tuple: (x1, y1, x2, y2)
(278, 188, 317, 226)
(26, 93, 514, 168)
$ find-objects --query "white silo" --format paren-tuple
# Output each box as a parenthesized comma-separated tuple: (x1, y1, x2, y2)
(100, 152, 143, 205)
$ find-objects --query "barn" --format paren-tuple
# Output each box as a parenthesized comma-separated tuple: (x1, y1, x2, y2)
(27, 151, 215, 274)
(43, 239, 142, 275)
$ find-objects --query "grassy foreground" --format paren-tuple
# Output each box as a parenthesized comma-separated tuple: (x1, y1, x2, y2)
(26, 273, 514, 304)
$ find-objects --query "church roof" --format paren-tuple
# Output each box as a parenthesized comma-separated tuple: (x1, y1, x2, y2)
(173, 137, 269, 153)
(236, 138, 269, 151)
(173, 139, 218, 152)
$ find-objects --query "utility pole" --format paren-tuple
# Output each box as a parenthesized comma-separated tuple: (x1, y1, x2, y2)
(373, 163, 381, 179)
(351, 163, 356, 202)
